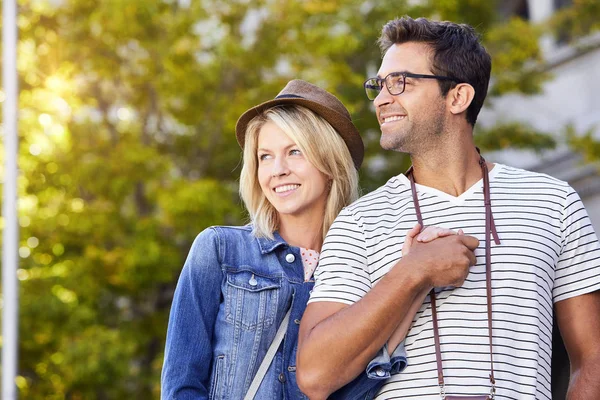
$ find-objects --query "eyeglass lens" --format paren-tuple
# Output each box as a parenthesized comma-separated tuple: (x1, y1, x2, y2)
(364, 73, 405, 100)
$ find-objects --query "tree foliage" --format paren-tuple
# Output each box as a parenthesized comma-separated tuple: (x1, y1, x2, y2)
(0, 0, 597, 398)
(550, 0, 600, 42)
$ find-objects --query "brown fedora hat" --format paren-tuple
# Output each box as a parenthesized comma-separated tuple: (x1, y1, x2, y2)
(235, 80, 364, 168)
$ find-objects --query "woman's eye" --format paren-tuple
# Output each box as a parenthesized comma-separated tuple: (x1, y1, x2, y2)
(289, 149, 302, 156)
(258, 154, 271, 161)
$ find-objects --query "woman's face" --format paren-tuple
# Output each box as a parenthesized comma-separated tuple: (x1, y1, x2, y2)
(257, 121, 330, 221)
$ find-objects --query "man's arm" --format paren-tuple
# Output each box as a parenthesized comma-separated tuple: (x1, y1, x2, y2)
(553, 187, 600, 399)
(556, 290, 600, 399)
(297, 234, 479, 400)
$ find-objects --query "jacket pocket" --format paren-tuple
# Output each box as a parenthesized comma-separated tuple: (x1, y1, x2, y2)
(225, 269, 281, 330)
(209, 354, 226, 400)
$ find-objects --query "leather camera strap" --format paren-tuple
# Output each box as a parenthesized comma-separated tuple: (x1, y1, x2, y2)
(406, 154, 500, 399)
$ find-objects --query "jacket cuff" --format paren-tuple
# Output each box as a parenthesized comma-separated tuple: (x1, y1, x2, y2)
(390, 341, 408, 374)
(366, 342, 408, 380)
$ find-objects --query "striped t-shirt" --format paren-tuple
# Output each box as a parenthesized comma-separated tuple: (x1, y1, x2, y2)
(309, 164, 600, 399)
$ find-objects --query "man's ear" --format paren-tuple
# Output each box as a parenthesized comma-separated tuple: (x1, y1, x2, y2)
(446, 83, 475, 116)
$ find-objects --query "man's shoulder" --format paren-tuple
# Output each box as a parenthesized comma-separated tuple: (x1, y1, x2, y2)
(346, 173, 412, 213)
(495, 163, 572, 191)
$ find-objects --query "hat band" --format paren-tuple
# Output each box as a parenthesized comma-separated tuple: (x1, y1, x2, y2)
(275, 94, 305, 99)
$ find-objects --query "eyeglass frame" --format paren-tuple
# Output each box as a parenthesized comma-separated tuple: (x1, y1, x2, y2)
(363, 71, 461, 101)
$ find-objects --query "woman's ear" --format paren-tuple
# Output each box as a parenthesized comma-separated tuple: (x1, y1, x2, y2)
(447, 83, 475, 116)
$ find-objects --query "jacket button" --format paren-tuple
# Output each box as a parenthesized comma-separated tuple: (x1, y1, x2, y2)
(375, 367, 386, 377)
(248, 274, 257, 286)
(285, 253, 295, 263)
(278, 372, 286, 383)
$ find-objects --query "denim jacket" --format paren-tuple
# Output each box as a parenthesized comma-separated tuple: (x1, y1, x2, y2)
(161, 225, 406, 399)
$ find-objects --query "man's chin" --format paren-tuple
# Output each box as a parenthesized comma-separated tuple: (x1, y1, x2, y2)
(380, 136, 406, 152)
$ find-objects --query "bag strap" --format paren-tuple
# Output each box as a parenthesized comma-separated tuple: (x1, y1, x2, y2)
(407, 154, 499, 399)
(244, 308, 291, 400)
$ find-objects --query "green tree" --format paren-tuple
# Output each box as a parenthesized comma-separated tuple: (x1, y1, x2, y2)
(550, 0, 600, 161)
(1, 0, 597, 398)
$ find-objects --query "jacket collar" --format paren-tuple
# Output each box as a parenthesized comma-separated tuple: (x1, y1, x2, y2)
(256, 231, 289, 254)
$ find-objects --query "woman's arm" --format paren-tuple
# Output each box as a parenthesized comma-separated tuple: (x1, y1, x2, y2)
(161, 228, 223, 400)
(386, 225, 460, 353)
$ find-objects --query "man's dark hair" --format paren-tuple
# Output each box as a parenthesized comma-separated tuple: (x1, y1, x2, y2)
(378, 17, 492, 126)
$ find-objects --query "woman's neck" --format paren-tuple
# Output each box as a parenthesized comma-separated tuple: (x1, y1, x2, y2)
(278, 214, 323, 252)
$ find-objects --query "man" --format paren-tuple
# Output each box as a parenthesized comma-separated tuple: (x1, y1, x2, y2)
(297, 17, 600, 400)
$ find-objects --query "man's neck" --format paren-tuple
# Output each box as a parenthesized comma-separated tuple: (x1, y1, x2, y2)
(409, 145, 487, 197)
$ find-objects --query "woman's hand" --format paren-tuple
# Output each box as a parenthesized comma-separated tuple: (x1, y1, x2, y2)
(402, 224, 463, 256)
(388, 224, 465, 356)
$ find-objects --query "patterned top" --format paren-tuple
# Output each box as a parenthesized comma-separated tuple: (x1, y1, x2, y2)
(300, 247, 319, 281)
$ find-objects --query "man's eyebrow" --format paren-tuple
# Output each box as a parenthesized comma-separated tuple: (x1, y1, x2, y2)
(376, 70, 411, 79)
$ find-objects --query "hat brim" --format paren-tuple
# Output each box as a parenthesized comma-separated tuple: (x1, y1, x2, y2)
(235, 97, 364, 169)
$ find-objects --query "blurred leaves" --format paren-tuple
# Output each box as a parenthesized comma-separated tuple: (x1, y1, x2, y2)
(1, 0, 597, 398)
(475, 122, 556, 152)
(550, 0, 600, 43)
(486, 17, 549, 96)
(566, 124, 600, 163)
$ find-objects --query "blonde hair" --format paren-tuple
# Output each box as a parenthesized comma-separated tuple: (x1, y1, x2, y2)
(239, 105, 359, 241)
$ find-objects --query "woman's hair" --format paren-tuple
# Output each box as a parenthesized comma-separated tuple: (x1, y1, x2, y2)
(239, 105, 359, 241)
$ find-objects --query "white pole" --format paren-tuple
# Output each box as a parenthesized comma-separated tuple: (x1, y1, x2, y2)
(2, 0, 19, 398)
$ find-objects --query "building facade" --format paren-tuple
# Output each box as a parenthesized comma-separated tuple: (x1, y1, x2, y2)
(479, 1, 600, 398)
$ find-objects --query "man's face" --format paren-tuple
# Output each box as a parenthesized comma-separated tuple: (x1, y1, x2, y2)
(374, 42, 447, 154)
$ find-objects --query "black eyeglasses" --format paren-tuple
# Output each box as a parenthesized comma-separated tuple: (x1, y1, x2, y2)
(364, 72, 460, 100)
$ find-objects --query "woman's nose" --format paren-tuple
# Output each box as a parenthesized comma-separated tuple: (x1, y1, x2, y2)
(271, 157, 290, 177)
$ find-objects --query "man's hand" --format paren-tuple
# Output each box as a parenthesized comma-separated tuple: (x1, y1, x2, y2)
(400, 230, 478, 289)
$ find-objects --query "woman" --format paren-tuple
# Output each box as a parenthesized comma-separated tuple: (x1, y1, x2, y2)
(161, 80, 385, 399)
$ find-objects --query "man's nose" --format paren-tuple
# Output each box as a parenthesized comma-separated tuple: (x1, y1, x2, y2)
(373, 83, 394, 108)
